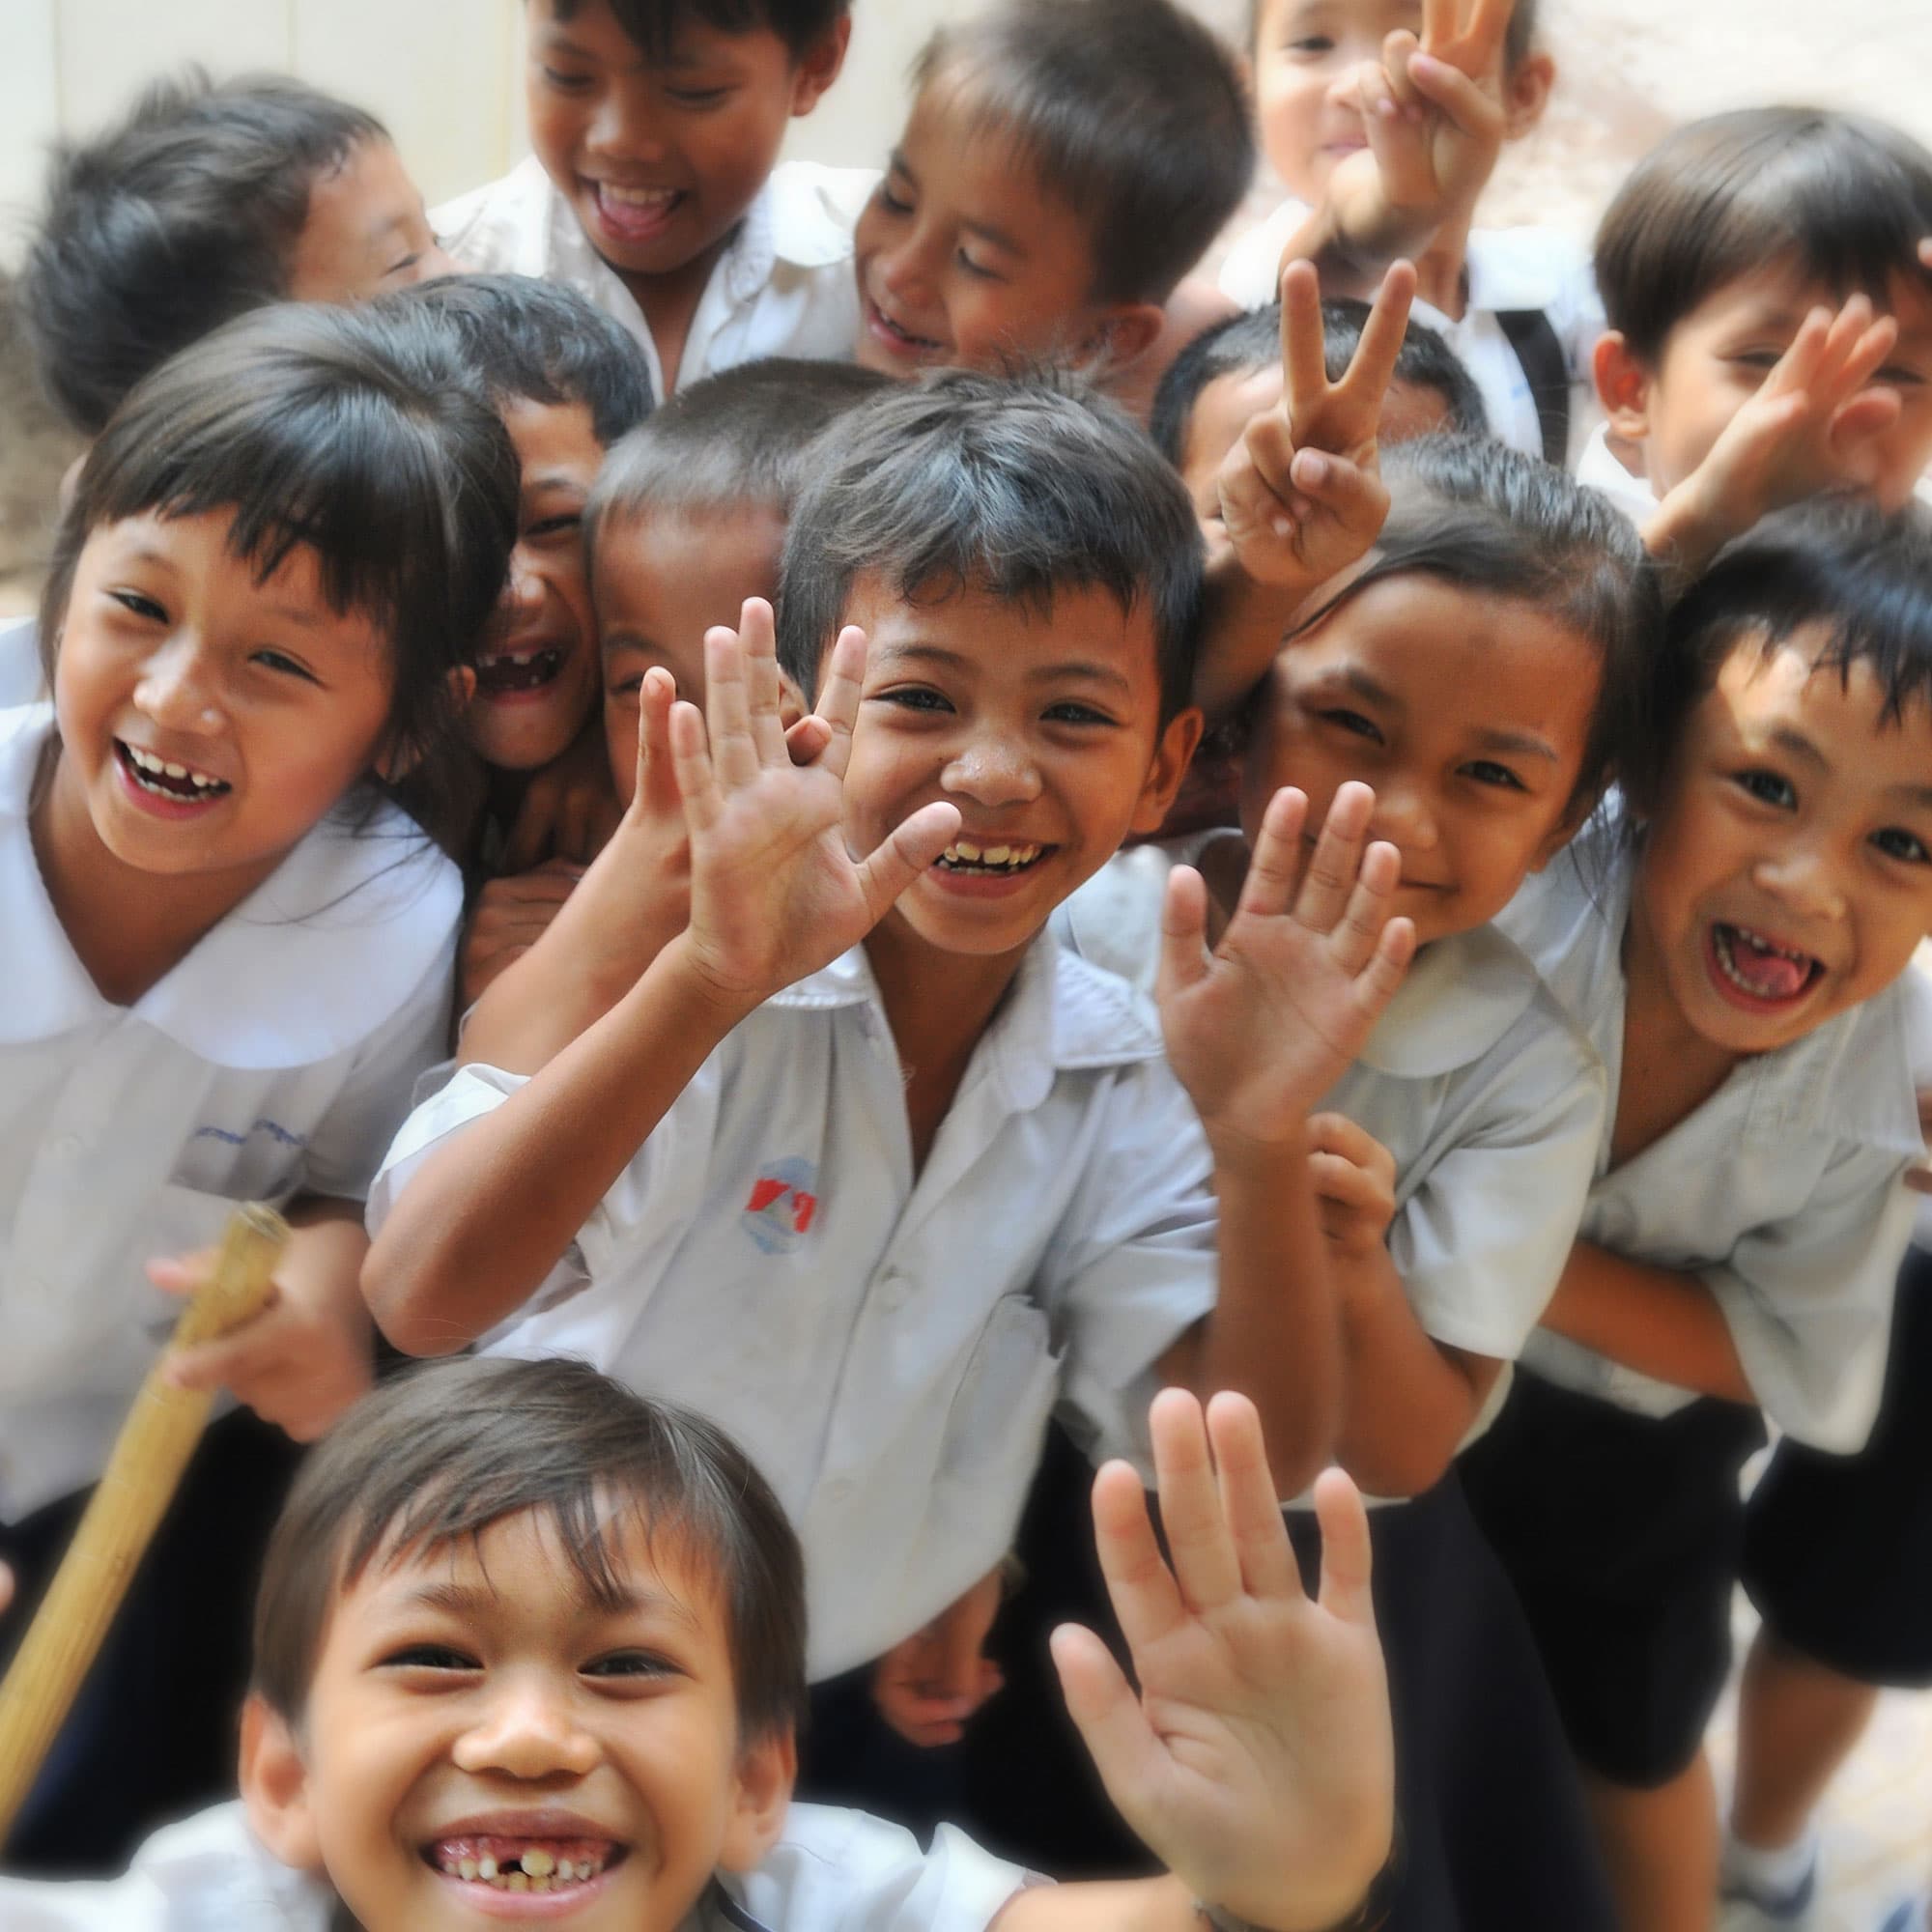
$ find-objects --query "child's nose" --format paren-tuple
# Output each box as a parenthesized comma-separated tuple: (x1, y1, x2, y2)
(1754, 845, 1849, 923)
(1368, 778, 1438, 853)
(877, 232, 941, 306)
(499, 551, 547, 618)
(584, 97, 669, 167)
(451, 1681, 601, 1781)
(132, 636, 220, 731)
(942, 734, 1043, 807)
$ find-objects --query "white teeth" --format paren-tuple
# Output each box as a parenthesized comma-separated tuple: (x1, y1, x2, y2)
(600, 183, 676, 208)
(522, 1849, 555, 1879)
(939, 839, 1043, 872)
(457, 1859, 477, 1882)
(477, 1857, 497, 1881)
(954, 838, 982, 863)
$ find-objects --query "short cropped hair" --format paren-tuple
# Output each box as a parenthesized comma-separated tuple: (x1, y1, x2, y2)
(778, 368, 1205, 721)
(1282, 436, 1661, 810)
(19, 70, 386, 435)
(1597, 107, 1932, 365)
(1150, 298, 1489, 465)
(1250, 0, 1540, 71)
(1632, 497, 1932, 815)
(39, 303, 517, 835)
(252, 1356, 807, 1743)
(915, 0, 1254, 307)
(546, 0, 847, 60)
(396, 275, 654, 446)
(584, 356, 888, 565)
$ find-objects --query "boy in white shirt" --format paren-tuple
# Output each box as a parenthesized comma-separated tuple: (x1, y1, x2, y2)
(0, 1354, 1398, 1932)
(365, 371, 1412, 1782)
(439, 0, 865, 399)
(1221, 0, 1593, 465)
(1583, 107, 1932, 581)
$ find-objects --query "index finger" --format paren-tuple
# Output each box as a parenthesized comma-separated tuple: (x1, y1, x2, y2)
(1338, 261, 1417, 419)
(1280, 258, 1331, 424)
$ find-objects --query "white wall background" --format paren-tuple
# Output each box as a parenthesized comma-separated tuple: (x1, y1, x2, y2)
(3, 0, 1931, 271)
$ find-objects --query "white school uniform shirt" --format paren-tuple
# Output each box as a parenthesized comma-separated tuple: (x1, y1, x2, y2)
(0, 618, 43, 707)
(1218, 200, 1604, 465)
(0, 1799, 1033, 1931)
(1058, 838, 1605, 1458)
(1575, 422, 1662, 526)
(371, 933, 1218, 1680)
(1498, 813, 1932, 1451)
(434, 156, 874, 399)
(0, 703, 461, 1520)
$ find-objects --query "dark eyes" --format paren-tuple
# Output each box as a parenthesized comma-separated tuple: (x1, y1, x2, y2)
(383, 1643, 478, 1672)
(957, 250, 1000, 281)
(540, 66, 593, 93)
(526, 512, 583, 542)
(1873, 826, 1931, 864)
(1042, 701, 1114, 726)
(581, 1650, 679, 1680)
(1319, 707, 1383, 742)
(666, 86, 731, 107)
(876, 686, 952, 713)
(1463, 759, 1525, 791)
(1736, 768, 1797, 809)
(875, 184, 913, 217)
(1285, 34, 1338, 53)
(109, 588, 166, 622)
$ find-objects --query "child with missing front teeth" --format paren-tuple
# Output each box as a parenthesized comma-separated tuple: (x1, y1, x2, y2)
(849, 0, 1252, 412)
(438, 0, 866, 399)
(0, 1356, 1400, 1932)
(1458, 502, 1932, 1932)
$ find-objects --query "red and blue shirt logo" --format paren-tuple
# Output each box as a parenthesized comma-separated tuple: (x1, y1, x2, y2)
(741, 1157, 819, 1256)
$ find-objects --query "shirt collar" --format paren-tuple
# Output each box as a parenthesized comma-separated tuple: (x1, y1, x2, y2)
(771, 928, 1166, 1106)
(1462, 224, 1584, 315)
(0, 704, 460, 1066)
(1353, 923, 1544, 1079)
(1577, 424, 1661, 525)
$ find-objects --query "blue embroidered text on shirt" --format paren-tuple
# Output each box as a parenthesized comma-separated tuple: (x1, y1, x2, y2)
(740, 1156, 819, 1257)
(191, 1118, 310, 1151)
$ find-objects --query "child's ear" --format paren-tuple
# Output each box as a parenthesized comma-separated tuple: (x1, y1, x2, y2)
(716, 1725, 798, 1873)
(1500, 51, 1556, 140)
(1087, 302, 1168, 375)
(787, 15, 851, 117)
(374, 667, 475, 782)
(1129, 704, 1207, 837)
(240, 1694, 326, 1876)
(1593, 332, 1654, 440)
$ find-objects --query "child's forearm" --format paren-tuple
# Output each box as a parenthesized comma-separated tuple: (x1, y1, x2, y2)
(1330, 1243, 1500, 1497)
(1640, 477, 1743, 594)
(1540, 1241, 1752, 1402)
(364, 938, 749, 1355)
(1164, 1133, 1340, 1496)
(458, 820, 687, 1076)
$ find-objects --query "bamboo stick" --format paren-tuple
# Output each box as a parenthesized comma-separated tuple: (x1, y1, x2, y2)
(0, 1204, 288, 1843)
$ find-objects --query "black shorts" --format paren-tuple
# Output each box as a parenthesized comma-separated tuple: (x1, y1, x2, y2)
(1742, 1246, 1932, 1687)
(1462, 1370, 1767, 1788)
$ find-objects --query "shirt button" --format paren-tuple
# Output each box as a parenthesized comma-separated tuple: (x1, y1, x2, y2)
(878, 1269, 910, 1310)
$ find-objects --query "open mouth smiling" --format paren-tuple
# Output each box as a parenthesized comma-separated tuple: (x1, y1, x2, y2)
(933, 838, 1048, 876)
(1707, 920, 1826, 1008)
(115, 739, 231, 800)
(476, 646, 570, 699)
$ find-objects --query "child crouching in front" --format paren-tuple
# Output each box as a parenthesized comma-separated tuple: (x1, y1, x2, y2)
(0, 1356, 1396, 1932)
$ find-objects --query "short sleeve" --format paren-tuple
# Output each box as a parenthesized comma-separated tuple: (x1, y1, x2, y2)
(1040, 1062, 1219, 1469)
(1393, 1024, 1606, 1361)
(298, 934, 457, 1202)
(720, 1805, 1028, 1932)
(1704, 1142, 1919, 1450)
(1217, 201, 1304, 308)
(364, 1058, 525, 1238)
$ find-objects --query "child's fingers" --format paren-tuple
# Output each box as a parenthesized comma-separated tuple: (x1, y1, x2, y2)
(1310, 1465, 1378, 1628)
(851, 800, 962, 920)
(1279, 259, 1331, 425)
(1832, 312, 1900, 403)
(1293, 781, 1377, 935)
(701, 627, 759, 792)
(1448, 0, 1515, 72)
(1328, 837, 1402, 975)
(1831, 386, 1903, 460)
(740, 603, 789, 769)
(1306, 1110, 1393, 1178)
(1234, 785, 1312, 922)
(1287, 454, 1392, 561)
(1419, 0, 1454, 51)
(1352, 917, 1417, 1021)
(145, 1250, 216, 1298)
(635, 668, 681, 809)
(1404, 52, 1506, 140)
(1090, 1454, 1189, 1655)
(667, 698, 724, 837)
(783, 714, 835, 766)
(1310, 1150, 1391, 1216)
(167, 1309, 284, 1397)
(811, 625, 871, 780)
(1340, 261, 1418, 416)
(1156, 863, 1213, 1008)
(1049, 1622, 1162, 1814)
(1380, 28, 1425, 110)
(1205, 1391, 1303, 1604)
(1150, 1384, 1244, 1615)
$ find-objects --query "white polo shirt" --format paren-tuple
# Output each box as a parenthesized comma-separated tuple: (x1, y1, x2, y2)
(0, 1799, 1033, 1931)
(0, 618, 43, 708)
(0, 704, 461, 1520)
(435, 156, 873, 399)
(1575, 422, 1661, 526)
(1218, 199, 1605, 465)
(372, 934, 1219, 1680)
(1060, 838, 1605, 1390)
(1499, 813, 1932, 1450)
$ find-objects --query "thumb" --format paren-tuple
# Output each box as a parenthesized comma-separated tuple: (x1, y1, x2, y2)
(853, 801, 960, 916)
(1051, 1624, 1161, 1821)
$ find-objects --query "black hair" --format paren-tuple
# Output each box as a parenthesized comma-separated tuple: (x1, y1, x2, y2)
(584, 356, 888, 566)
(19, 69, 388, 435)
(1597, 107, 1932, 364)
(252, 1356, 807, 1743)
(39, 303, 518, 839)
(1250, 0, 1541, 72)
(913, 0, 1254, 308)
(394, 275, 654, 447)
(1282, 436, 1662, 810)
(545, 0, 847, 61)
(778, 367, 1204, 722)
(1630, 497, 1932, 816)
(1150, 297, 1489, 466)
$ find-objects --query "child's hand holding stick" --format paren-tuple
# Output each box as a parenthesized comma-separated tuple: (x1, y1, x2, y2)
(0, 1205, 288, 1845)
